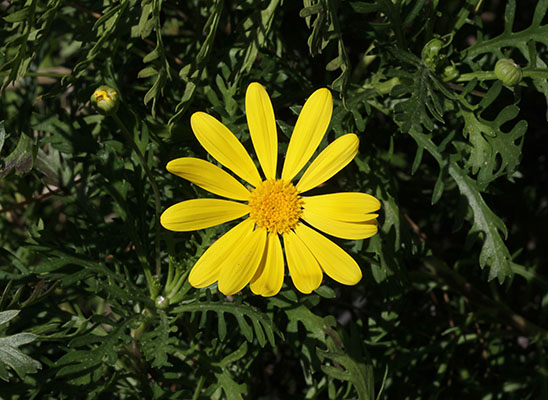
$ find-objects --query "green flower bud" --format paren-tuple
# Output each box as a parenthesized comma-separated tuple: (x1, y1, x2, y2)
(90, 86, 120, 114)
(442, 63, 460, 82)
(155, 295, 169, 309)
(422, 38, 444, 67)
(494, 59, 522, 86)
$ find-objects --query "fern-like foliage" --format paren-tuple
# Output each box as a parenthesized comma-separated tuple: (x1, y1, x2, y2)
(464, 0, 548, 115)
(457, 82, 526, 188)
(171, 295, 278, 348)
(0, 310, 41, 381)
(346, 0, 547, 282)
(140, 311, 178, 368)
(275, 297, 375, 400)
(1, 1, 547, 398)
(300, 0, 351, 93)
(464, 0, 548, 59)
(389, 49, 453, 134)
(54, 316, 138, 385)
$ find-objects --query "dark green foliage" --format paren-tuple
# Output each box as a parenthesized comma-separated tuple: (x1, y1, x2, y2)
(1, 0, 548, 399)
(0, 310, 41, 381)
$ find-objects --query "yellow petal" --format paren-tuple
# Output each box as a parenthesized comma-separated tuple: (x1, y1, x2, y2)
(281, 88, 333, 181)
(167, 157, 250, 201)
(218, 227, 267, 295)
(296, 134, 359, 193)
(295, 224, 362, 285)
(283, 230, 323, 294)
(191, 112, 262, 186)
(250, 233, 284, 297)
(303, 192, 381, 222)
(246, 82, 278, 180)
(189, 219, 253, 288)
(302, 208, 378, 240)
(160, 199, 249, 232)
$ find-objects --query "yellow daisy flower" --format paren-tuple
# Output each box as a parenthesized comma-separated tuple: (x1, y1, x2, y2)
(161, 83, 380, 297)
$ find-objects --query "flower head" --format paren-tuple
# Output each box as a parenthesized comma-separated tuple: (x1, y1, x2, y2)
(161, 83, 380, 297)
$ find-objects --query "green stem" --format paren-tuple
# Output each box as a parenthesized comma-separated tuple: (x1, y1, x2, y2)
(165, 257, 176, 291)
(168, 277, 192, 304)
(456, 71, 497, 82)
(112, 114, 162, 295)
(521, 68, 548, 79)
(192, 375, 206, 400)
(165, 264, 184, 294)
(365, 99, 390, 116)
(457, 69, 548, 82)
(165, 267, 190, 303)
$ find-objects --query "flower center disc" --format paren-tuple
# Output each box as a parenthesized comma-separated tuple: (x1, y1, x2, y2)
(95, 89, 115, 102)
(248, 179, 303, 234)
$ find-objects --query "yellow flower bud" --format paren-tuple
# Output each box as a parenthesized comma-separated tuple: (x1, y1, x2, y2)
(91, 86, 120, 114)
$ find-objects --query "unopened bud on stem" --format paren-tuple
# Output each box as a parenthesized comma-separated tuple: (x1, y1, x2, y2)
(494, 59, 522, 86)
(91, 86, 120, 114)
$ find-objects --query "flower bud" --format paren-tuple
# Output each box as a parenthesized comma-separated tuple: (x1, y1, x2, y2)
(422, 38, 444, 67)
(494, 59, 522, 86)
(90, 86, 120, 114)
(155, 295, 169, 309)
(442, 63, 459, 82)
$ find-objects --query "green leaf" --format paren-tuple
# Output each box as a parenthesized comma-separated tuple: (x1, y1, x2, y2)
(217, 341, 248, 368)
(283, 304, 374, 399)
(459, 104, 526, 187)
(168, 0, 224, 130)
(409, 130, 513, 281)
(0, 121, 5, 153)
(0, 133, 34, 178)
(55, 317, 137, 385)
(0, 310, 41, 381)
(212, 342, 248, 400)
(216, 369, 246, 400)
(137, 3, 154, 39)
(465, 0, 548, 58)
(432, 167, 446, 204)
(144, 69, 166, 106)
(326, 55, 343, 71)
(4, 7, 31, 23)
(299, 4, 323, 18)
(218, 311, 227, 341)
(317, 330, 375, 400)
(140, 312, 178, 368)
(137, 66, 158, 79)
(301, 0, 351, 92)
(0, 310, 19, 326)
(392, 64, 444, 133)
(451, 166, 512, 281)
(171, 300, 278, 347)
(143, 46, 160, 63)
(239, 0, 281, 75)
(285, 303, 330, 341)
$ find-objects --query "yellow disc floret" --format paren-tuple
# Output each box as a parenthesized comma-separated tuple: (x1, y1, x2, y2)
(248, 179, 303, 234)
